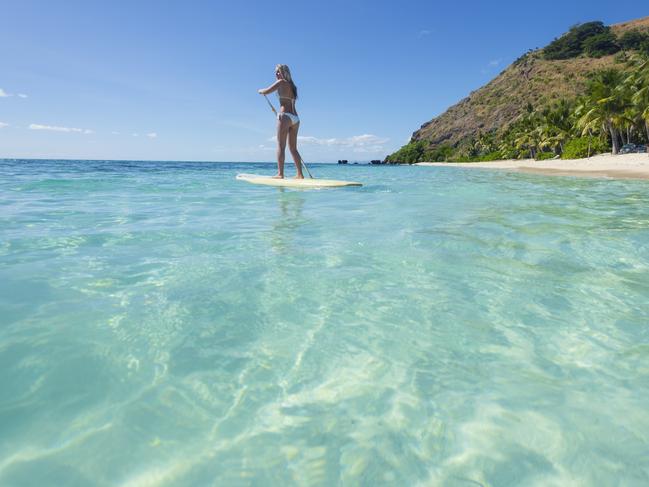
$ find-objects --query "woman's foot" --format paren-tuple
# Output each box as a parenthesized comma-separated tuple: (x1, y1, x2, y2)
(294, 174, 304, 179)
(272, 174, 284, 179)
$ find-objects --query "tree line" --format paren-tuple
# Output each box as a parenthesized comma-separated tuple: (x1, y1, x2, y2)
(543, 22, 649, 60)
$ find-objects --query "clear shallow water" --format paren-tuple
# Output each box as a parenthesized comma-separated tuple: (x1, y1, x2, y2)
(1, 159, 648, 486)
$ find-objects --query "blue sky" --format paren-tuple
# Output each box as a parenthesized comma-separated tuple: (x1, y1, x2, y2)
(0, 0, 647, 162)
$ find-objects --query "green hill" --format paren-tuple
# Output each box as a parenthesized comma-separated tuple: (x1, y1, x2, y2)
(385, 16, 649, 163)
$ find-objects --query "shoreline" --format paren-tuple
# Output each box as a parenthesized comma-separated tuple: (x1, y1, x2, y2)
(415, 153, 649, 180)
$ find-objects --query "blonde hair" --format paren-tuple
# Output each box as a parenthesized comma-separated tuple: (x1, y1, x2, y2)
(275, 64, 298, 99)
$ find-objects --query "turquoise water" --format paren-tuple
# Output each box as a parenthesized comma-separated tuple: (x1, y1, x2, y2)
(1, 159, 648, 486)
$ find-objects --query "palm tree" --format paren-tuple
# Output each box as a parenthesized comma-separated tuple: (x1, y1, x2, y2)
(539, 100, 573, 155)
(574, 96, 605, 158)
(476, 131, 498, 155)
(498, 129, 519, 160)
(513, 113, 543, 159)
(616, 72, 637, 145)
(577, 69, 629, 154)
(629, 55, 649, 147)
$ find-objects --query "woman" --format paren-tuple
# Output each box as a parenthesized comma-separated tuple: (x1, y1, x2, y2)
(258, 64, 304, 179)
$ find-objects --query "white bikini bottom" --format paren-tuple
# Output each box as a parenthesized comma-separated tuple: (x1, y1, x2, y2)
(278, 112, 300, 126)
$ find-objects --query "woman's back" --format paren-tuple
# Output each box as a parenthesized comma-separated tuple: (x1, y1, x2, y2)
(277, 81, 297, 115)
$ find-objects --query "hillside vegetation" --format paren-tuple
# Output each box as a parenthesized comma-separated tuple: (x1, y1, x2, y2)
(386, 16, 649, 163)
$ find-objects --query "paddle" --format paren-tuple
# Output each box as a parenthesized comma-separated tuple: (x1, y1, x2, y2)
(263, 94, 314, 179)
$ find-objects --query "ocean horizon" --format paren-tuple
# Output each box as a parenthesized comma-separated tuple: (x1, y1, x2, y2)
(0, 159, 373, 165)
(1, 158, 648, 486)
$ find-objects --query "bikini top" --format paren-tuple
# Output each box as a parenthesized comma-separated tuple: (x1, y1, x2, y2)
(278, 86, 296, 112)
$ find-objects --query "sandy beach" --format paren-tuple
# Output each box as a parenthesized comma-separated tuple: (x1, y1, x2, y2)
(416, 153, 649, 180)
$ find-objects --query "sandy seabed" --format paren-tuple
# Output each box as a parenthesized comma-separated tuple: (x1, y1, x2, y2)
(416, 153, 649, 180)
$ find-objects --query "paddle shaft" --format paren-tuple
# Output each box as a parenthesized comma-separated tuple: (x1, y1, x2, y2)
(263, 94, 313, 178)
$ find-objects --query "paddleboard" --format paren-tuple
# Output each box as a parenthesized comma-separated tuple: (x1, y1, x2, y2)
(236, 173, 362, 188)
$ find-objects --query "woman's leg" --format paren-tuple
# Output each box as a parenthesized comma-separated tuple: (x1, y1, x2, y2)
(275, 115, 290, 178)
(288, 122, 304, 178)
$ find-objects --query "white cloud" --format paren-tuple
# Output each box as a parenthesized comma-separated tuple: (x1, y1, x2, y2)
(0, 89, 27, 98)
(111, 131, 120, 135)
(482, 59, 503, 74)
(132, 133, 139, 137)
(345, 134, 390, 146)
(146, 132, 157, 138)
(267, 133, 389, 154)
(0, 122, 8, 128)
(303, 134, 389, 153)
(29, 123, 93, 134)
(270, 133, 389, 149)
(418, 29, 431, 38)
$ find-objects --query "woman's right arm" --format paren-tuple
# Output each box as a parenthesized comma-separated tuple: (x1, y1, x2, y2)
(258, 80, 283, 95)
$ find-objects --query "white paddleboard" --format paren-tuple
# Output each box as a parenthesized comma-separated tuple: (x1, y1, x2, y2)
(236, 173, 362, 188)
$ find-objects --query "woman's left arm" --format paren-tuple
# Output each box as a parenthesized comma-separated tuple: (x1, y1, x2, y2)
(258, 80, 283, 95)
